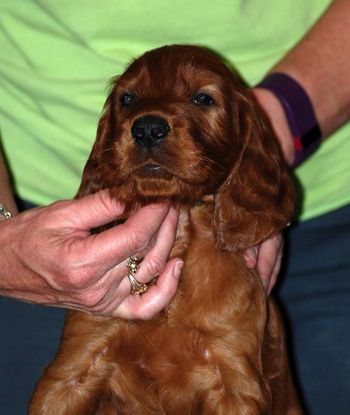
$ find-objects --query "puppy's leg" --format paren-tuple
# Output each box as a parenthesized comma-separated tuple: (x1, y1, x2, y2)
(199, 359, 272, 415)
(29, 312, 119, 415)
(29, 371, 106, 415)
(263, 300, 303, 415)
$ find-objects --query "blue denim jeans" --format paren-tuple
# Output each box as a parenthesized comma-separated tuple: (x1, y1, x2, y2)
(0, 299, 65, 414)
(278, 202, 350, 414)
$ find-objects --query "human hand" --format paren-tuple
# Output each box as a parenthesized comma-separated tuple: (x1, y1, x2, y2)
(0, 190, 183, 319)
(243, 234, 284, 294)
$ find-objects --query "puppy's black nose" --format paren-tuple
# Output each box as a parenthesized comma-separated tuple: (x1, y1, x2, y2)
(131, 115, 170, 148)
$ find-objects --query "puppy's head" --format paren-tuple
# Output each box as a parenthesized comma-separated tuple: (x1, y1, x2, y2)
(79, 45, 294, 251)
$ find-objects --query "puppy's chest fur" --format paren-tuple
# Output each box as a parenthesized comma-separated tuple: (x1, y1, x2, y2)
(81, 203, 267, 411)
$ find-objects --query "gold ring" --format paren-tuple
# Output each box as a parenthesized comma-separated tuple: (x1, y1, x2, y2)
(126, 256, 148, 295)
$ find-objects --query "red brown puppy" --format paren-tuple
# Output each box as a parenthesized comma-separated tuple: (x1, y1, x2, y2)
(30, 45, 301, 415)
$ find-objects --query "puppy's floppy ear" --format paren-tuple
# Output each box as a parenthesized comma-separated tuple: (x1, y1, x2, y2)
(76, 91, 115, 198)
(214, 90, 294, 252)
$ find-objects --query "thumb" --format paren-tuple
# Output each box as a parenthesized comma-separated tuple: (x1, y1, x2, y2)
(63, 190, 125, 230)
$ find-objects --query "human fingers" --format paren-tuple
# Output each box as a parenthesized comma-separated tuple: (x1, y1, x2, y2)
(56, 190, 126, 230)
(123, 206, 179, 287)
(84, 207, 179, 314)
(114, 258, 183, 319)
(78, 203, 173, 278)
(50, 203, 172, 294)
(243, 245, 259, 269)
(256, 234, 284, 294)
(266, 245, 283, 295)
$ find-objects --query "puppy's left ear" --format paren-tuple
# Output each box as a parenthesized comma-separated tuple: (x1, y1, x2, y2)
(214, 90, 295, 252)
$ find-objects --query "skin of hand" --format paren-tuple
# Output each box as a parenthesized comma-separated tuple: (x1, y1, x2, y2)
(243, 234, 284, 295)
(0, 190, 183, 320)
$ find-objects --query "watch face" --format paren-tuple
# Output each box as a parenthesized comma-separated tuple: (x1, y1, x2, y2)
(0, 203, 12, 220)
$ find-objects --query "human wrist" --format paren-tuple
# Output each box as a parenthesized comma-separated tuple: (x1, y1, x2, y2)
(256, 73, 322, 167)
(0, 217, 23, 295)
(252, 88, 295, 166)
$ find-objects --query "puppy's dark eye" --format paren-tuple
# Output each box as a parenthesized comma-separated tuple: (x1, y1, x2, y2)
(120, 93, 136, 106)
(193, 93, 214, 106)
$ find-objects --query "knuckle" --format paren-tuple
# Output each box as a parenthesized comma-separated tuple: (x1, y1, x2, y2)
(144, 255, 164, 277)
(127, 228, 151, 252)
(44, 200, 71, 221)
(48, 199, 68, 212)
(70, 289, 103, 313)
(59, 262, 94, 290)
(77, 290, 104, 310)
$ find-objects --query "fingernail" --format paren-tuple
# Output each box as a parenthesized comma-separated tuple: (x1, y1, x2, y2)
(174, 260, 184, 279)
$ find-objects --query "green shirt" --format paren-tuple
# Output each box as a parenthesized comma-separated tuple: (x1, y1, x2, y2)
(1, 0, 348, 220)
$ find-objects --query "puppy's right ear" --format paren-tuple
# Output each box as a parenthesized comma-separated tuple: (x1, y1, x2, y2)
(76, 92, 115, 198)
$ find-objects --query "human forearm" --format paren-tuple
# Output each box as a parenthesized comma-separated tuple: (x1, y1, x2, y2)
(269, 0, 350, 139)
(254, 0, 350, 164)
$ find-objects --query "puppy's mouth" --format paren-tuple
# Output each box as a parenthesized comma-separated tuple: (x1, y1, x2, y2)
(135, 163, 174, 180)
(120, 160, 211, 204)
